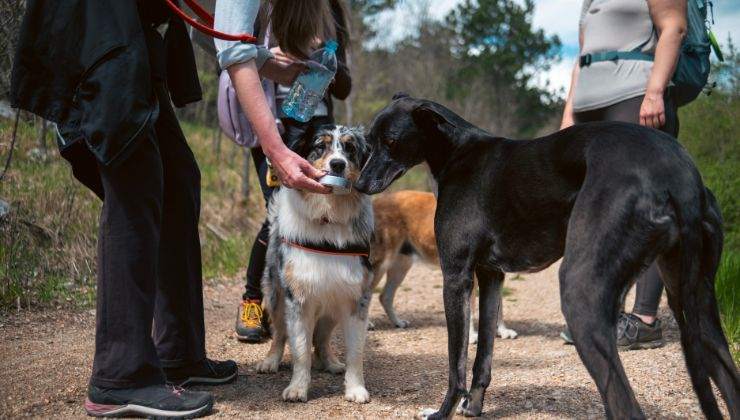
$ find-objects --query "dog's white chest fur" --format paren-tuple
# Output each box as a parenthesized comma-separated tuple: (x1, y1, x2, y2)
(283, 249, 366, 302)
(270, 188, 373, 304)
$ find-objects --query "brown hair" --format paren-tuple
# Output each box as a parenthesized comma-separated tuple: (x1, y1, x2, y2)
(268, 0, 350, 59)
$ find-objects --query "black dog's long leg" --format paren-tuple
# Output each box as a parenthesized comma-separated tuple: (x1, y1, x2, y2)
(426, 265, 475, 419)
(559, 187, 656, 419)
(458, 266, 504, 417)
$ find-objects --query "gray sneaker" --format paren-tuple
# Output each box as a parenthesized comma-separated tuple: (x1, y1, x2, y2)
(617, 313, 665, 350)
(85, 384, 213, 418)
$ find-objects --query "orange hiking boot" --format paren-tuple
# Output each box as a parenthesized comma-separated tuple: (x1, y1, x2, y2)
(235, 299, 266, 343)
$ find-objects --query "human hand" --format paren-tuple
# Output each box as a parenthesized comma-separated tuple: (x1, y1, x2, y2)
(262, 56, 307, 86)
(266, 145, 330, 193)
(270, 46, 296, 64)
(639, 92, 665, 129)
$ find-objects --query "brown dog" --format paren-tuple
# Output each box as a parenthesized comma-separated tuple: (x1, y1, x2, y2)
(370, 190, 517, 342)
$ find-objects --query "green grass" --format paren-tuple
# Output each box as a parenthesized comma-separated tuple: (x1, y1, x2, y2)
(679, 92, 740, 360)
(716, 252, 740, 361)
(0, 118, 263, 310)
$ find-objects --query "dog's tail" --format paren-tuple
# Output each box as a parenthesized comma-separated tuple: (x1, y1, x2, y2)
(671, 188, 739, 419)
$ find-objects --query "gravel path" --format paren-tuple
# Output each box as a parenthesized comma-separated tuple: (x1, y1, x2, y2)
(0, 261, 725, 418)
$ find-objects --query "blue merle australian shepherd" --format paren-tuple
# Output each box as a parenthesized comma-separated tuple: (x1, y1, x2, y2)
(256, 125, 374, 404)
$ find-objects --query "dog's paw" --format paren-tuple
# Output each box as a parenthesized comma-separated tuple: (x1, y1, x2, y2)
(394, 319, 410, 328)
(282, 384, 308, 402)
(255, 357, 280, 373)
(468, 331, 479, 344)
(456, 397, 482, 417)
(497, 326, 518, 339)
(344, 386, 370, 403)
(416, 408, 439, 419)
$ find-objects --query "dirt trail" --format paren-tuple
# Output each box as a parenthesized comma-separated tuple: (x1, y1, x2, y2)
(0, 262, 723, 418)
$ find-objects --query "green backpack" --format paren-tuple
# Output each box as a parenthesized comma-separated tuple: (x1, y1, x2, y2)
(579, 0, 724, 106)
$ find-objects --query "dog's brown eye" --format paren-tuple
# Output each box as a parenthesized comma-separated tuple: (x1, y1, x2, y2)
(384, 138, 396, 148)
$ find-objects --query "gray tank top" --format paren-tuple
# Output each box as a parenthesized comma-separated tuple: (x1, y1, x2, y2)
(573, 0, 657, 112)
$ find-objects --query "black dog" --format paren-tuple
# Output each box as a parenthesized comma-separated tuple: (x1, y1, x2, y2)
(355, 93, 739, 419)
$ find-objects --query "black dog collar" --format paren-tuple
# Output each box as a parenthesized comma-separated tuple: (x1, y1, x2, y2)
(281, 238, 370, 258)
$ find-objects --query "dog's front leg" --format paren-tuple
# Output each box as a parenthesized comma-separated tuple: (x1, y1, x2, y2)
(282, 299, 316, 402)
(458, 267, 503, 417)
(343, 295, 371, 403)
(421, 264, 474, 420)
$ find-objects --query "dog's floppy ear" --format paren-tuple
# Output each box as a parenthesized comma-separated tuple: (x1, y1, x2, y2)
(392, 91, 410, 100)
(411, 101, 456, 139)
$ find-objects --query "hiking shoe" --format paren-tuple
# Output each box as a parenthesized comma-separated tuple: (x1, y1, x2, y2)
(560, 326, 575, 345)
(236, 299, 265, 343)
(617, 312, 664, 350)
(164, 359, 238, 387)
(85, 384, 213, 418)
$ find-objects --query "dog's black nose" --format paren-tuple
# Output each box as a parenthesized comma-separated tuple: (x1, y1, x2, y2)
(329, 159, 346, 174)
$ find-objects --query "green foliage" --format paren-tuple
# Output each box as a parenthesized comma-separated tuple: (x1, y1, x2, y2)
(0, 118, 99, 309)
(715, 251, 740, 361)
(679, 94, 739, 251)
(446, 0, 563, 133)
(343, 0, 563, 137)
(0, 118, 263, 311)
(678, 40, 740, 357)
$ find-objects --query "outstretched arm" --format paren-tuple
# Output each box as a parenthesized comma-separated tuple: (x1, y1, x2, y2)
(214, 0, 329, 193)
(228, 63, 328, 192)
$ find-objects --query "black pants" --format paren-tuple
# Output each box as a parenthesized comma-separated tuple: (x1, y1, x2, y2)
(80, 83, 205, 388)
(243, 147, 273, 301)
(575, 92, 678, 317)
(242, 116, 333, 301)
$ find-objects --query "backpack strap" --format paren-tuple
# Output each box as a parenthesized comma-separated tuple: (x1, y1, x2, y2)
(580, 51, 654, 67)
(580, 26, 656, 67)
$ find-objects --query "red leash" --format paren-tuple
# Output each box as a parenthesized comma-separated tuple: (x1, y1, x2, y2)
(164, 0, 258, 43)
